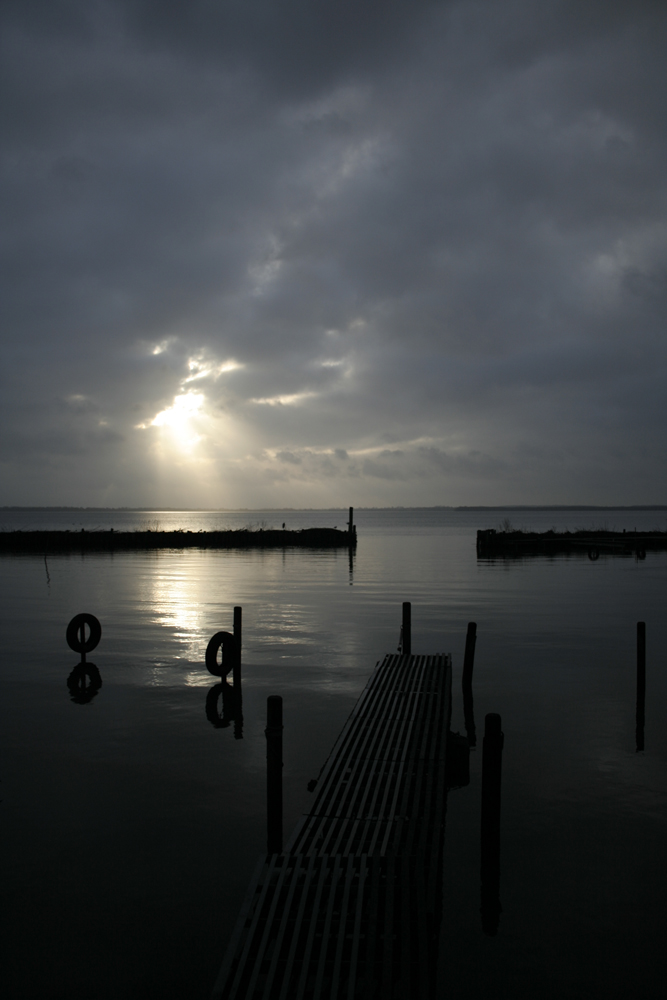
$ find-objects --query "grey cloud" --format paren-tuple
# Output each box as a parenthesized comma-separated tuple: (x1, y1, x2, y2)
(361, 458, 408, 482)
(1, 0, 666, 505)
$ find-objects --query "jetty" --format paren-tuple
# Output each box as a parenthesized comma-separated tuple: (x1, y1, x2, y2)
(476, 527, 667, 560)
(0, 526, 356, 554)
(211, 647, 453, 1000)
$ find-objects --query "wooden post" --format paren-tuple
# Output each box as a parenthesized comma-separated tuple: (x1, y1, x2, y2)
(79, 621, 87, 664)
(481, 713, 503, 935)
(232, 607, 243, 739)
(462, 622, 477, 746)
(348, 507, 354, 536)
(266, 696, 283, 854)
(233, 606, 242, 652)
(462, 621, 477, 690)
(233, 606, 242, 683)
(402, 602, 411, 656)
(636, 621, 646, 752)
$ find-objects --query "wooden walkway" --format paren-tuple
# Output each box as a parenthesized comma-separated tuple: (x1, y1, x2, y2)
(211, 652, 452, 1000)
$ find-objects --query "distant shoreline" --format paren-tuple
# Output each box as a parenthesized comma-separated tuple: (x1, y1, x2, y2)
(1, 504, 666, 512)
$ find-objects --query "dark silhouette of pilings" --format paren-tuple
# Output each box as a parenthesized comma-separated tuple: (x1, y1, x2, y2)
(481, 713, 503, 935)
(402, 602, 412, 656)
(636, 621, 646, 752)
(462, 622, 477, 747)
(266, 696, 283, 854)
(233, 606, 242, 688)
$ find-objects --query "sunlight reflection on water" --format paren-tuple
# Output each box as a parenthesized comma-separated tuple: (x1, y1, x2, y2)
(1, 509, 666, 998)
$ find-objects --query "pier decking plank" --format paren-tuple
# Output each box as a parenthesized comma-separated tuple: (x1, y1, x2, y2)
(212, 652, 451, 1000)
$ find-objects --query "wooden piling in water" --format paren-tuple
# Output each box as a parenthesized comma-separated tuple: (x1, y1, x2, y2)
(79, 621, 87, 664)
(481, 712, 503, 935)
(462, 621, 477, 690)
(266, 696, 283, 854)
(402, 601, 412, 656)
(636, 621, 646, 752)
(233, 606, 242, 654)
(462, 622, 477, 746)
(233, 607, 242, 687)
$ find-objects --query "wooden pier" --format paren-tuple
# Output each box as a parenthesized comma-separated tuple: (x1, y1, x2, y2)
(476, 527, 667, 559)
(211, 651, 452, 1000)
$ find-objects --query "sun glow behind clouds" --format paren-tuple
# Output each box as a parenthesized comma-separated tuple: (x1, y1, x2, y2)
(134, 348, 245, 461)
(136, 391, 206, 453)
(150, 391, 204, 427)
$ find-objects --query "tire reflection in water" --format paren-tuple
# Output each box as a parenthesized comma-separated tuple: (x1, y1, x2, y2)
(66, 661, 103, 704)
(205, 679, 243, 739)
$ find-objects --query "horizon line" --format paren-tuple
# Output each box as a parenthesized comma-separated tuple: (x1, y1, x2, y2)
(2, 505, 666, 512)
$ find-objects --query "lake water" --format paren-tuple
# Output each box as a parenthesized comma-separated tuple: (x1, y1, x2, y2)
(1, 507, 666, 999)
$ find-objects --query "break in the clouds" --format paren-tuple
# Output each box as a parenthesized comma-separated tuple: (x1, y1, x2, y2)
(1, 0, 666, 507)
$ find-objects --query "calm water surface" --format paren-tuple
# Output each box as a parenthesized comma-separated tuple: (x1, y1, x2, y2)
(1, 508, 665, 998)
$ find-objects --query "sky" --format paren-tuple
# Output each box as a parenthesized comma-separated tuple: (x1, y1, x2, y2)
(2, 0, 666, 508)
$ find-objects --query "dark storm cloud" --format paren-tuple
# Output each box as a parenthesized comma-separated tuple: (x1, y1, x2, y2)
(1, 0, 666, 505)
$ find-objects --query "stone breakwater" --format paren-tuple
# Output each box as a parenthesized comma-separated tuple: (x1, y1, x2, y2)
(0, 527, 357, 553)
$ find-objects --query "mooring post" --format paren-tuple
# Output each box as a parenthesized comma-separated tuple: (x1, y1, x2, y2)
(348, 506, 354, 536)
(266, 696, 283, 854)
(636, 621, 646, 752)
(79, 621, 87, 664)
(462, 622, 477, 744)
(402, 602, 412, 656)
(232, 607, 243, 738)
(481, 712, 503, 935)
(462, 621, 477, 690)
(233, 606, 242, 684)
(233, 606, 242, 652)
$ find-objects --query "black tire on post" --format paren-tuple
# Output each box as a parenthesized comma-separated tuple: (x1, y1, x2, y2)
(66, 613, 102, 653)
(205, 631, 238, 677)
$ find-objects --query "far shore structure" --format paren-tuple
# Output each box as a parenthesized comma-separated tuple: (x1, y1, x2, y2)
(0, 509, 358, 553)
(476, 527, 667, 559)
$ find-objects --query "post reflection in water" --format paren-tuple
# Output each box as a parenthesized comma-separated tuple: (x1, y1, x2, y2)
(463, 683, 476, 749)
(636, 621, 646, 753)
(480, 713, 504, 936)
